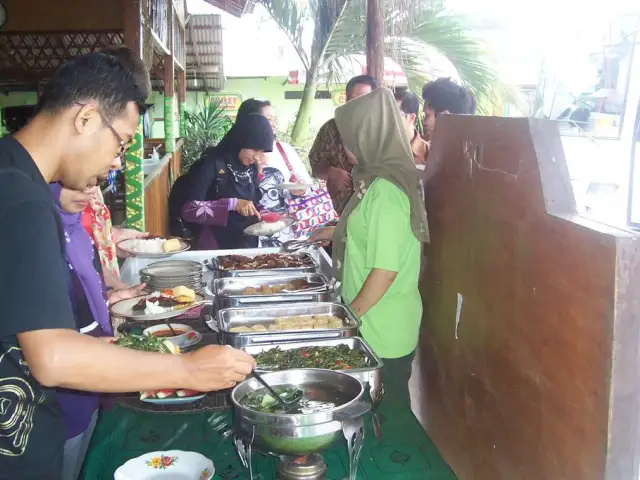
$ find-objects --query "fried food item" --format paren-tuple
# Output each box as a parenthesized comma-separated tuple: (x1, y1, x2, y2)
(230, 326, 253, 333)
(228, 315, 344, 334)
(163, 238, 182, 252)
(172, 285, 195, 303)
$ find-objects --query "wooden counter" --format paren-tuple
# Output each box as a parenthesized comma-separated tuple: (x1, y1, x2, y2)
(143, 139, 182, 236)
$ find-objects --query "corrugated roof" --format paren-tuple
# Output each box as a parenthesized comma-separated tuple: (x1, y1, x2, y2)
(185, 14, 224, 90)
(201, 0, 254, 18)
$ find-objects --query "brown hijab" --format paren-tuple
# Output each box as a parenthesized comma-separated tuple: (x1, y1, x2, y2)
(332, 87, 430, 280)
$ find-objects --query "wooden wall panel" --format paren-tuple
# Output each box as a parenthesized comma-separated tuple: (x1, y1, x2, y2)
(2, 0, 123, 31)
(415, 116, 640, 480)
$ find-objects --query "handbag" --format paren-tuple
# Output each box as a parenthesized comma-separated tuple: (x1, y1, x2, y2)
(276, 141, 338, 237)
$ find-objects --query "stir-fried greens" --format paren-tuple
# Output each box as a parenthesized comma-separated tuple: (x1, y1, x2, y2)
(114, 333, 173, 353)
(240, 386, 304, 413)
(253, 345, 368, 370)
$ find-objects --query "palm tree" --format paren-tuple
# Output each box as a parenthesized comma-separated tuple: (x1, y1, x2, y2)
(261, 0, 509, 144)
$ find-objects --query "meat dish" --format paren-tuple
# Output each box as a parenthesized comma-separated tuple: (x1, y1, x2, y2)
(131, 286, 196, 315)
(217, 253, 313, 271)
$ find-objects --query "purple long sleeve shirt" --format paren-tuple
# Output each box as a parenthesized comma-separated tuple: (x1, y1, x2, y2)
(181, 198, 235, 250)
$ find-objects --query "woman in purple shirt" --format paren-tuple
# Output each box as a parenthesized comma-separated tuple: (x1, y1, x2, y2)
(50, 183, 144, 480)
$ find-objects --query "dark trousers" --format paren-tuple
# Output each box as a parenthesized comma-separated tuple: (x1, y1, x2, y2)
(380, 351, 415, 409)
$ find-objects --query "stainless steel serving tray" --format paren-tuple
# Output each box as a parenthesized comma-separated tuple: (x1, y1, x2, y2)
(210, 252, 319, 278)
(212, 274, 333, 309)
(244, 337, 383, 389)
(213, 302, 360, 348)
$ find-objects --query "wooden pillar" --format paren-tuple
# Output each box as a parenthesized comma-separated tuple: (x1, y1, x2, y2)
(164, 4, 176, 155)
(178, 69, 186, 138)
(123, 0, 145, 231)
(366, 0, 384, 86)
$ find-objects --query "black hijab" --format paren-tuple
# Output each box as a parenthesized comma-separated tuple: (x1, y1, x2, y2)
(187, 113, 274, 201)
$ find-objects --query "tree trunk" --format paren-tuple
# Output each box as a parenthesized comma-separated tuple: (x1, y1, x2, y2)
(290, 72, 318, 145)
(366, 0, 384, 86)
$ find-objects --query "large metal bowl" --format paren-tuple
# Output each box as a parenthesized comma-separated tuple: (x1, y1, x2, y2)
(231, 369, 370, 455)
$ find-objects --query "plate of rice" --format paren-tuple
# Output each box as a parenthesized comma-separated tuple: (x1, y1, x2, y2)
(117, 237, 190, 258)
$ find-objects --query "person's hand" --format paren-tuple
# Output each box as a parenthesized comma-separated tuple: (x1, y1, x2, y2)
(107, 283, 147, 305)
(256, 153, 268, 176)
(327, 166, 352, 191)
(308, 226, 336, 246)
(290, 179, 309, 197)
(114, 228, 150, 258)
(182, 345, 256, 391)
(236, 199, 261, 218)
(112, 227, 149, 244)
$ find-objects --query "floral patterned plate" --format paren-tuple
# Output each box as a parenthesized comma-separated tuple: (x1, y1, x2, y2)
(114, 450, 214, 480)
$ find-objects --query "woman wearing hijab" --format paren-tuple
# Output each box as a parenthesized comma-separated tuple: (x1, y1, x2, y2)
(310, 88, 430, 408)
(49, 184, 145, 480)
(179, 113, 274, 249)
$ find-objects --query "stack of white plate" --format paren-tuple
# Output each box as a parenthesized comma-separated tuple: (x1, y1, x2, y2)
(139, 260, 203, 292)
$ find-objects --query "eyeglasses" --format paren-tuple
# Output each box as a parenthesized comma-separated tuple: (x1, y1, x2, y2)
(74, 102, 128, 158)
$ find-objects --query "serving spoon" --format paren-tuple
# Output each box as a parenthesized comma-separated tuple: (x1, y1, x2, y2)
(250, 370, 303, 409)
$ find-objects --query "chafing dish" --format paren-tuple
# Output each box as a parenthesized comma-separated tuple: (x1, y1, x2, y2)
(231, 369, 369, 456)
(214, 302, 360, 348)
(212, 274, 334, 309)
(243, 337, 382, 394)
(209, 252, 319, 278)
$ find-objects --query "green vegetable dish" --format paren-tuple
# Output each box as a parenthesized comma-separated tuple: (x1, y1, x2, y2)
(253, 345, 368, 371)
(114, 334, 172, 353)
(240, 384, 352, 414)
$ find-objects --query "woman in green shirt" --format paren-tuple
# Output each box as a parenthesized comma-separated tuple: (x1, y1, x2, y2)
(311, 88, 430, 408)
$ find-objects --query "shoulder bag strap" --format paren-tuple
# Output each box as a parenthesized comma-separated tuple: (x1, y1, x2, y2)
(275, 141, 296, 181)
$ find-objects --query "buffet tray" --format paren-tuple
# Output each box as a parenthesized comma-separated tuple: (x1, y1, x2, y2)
(212, 274, 333, 309)
(213, 302, 360, 348)
(210, 252, 319, 278)
(244, 337, 383, 388)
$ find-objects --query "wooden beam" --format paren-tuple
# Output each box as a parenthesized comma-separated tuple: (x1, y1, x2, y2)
(164, 0, 176, 154)
(123, 0, 142, 57)
(366, 0, 384, 86)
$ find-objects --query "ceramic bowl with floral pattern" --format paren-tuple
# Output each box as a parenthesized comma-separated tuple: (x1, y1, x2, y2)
(114, 450, 214, 480)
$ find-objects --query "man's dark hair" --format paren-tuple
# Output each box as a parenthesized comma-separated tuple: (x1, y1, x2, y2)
(101, 45, 152, 100)
(346, 75, 377, 99)
(236, 98, 271, 122)
(421, 77, 475, 115)
(396, 91, 420, 116)
(36, 52, 147, 119)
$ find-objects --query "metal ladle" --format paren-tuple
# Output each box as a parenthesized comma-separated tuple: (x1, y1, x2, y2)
(250, 370, 303, 410)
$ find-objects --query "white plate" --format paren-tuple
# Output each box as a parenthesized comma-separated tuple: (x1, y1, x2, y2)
(141, 394, 207, 405)
(243, 216, 295, 237)
(110, 294, 206, 321)
(117, 238, 191, 258)
(275, 182, 313, 190)
(114, 450, 214, 480)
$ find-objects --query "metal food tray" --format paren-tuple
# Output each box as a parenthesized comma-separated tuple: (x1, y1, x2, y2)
(243, 337, 383, 388)
(215, 302, 360, 348)
(212, 274, 334, 309)
(210, 252, 319, 278)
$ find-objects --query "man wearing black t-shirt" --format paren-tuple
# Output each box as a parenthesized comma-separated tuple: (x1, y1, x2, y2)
(0, 53, 255, 479)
